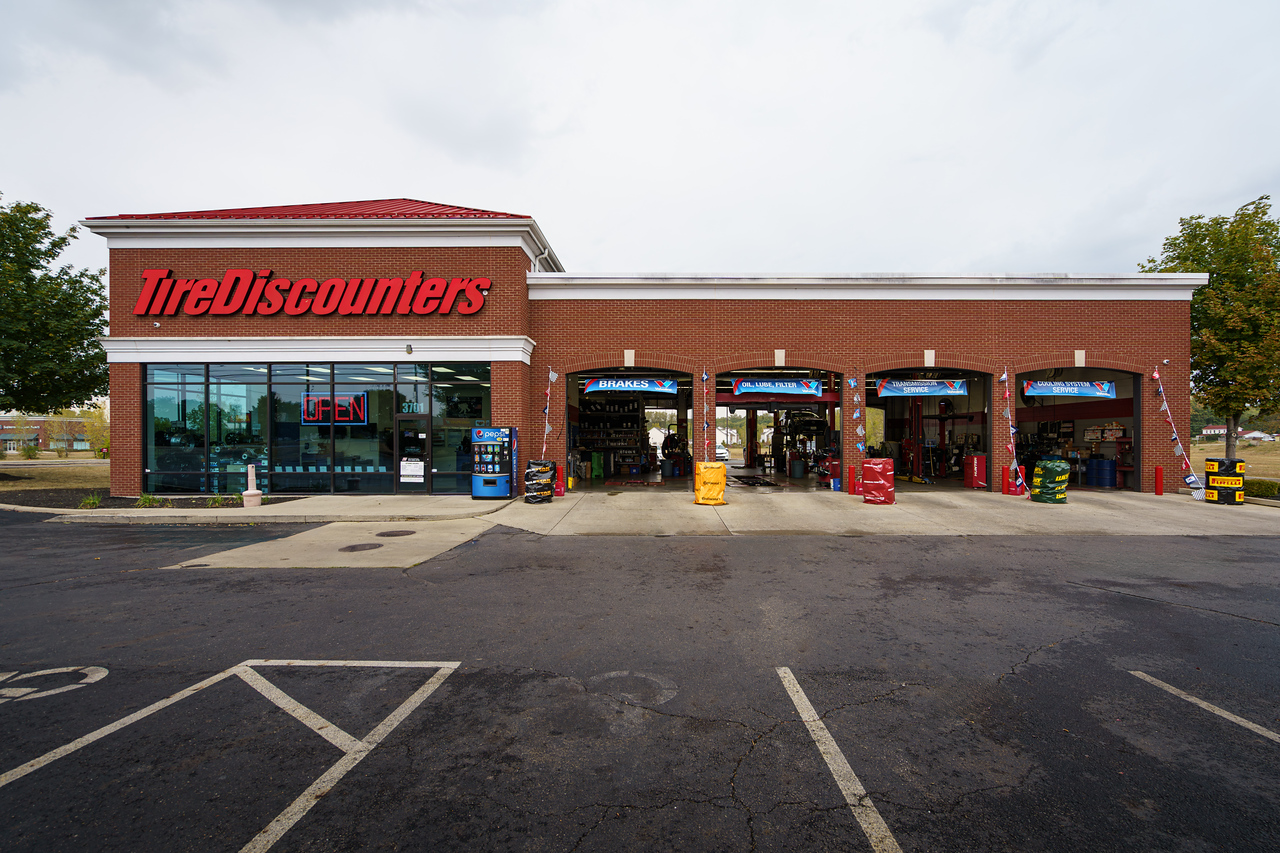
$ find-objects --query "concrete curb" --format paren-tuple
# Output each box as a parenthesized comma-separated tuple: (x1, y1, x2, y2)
(0, 499, 518, 524)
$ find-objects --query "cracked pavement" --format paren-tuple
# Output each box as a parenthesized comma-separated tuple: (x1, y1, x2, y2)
(1, 511, 1279, 851)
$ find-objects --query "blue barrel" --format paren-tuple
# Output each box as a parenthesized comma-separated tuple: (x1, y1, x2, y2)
(1097, 459, 1116, 488)
(1085, 458, 1099, 487)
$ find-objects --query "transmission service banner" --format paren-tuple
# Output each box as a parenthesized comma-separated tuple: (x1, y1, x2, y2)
(875, 379, 968, 397)
(732, 378, 822, 396)
(1021, 381, 1115, 398)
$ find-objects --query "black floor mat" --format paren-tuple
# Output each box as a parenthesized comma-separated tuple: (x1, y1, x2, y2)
(732, 476, 779, 487)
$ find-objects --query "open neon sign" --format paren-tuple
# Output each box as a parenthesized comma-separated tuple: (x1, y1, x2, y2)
(302, 393, 368, 425)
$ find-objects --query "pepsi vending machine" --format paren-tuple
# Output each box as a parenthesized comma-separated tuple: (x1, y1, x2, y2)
(471, 427, 517, 499)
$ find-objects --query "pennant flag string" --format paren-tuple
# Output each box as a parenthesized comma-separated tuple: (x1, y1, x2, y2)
(541, 367, 559, 457)
(1152, 365, 1203, 500)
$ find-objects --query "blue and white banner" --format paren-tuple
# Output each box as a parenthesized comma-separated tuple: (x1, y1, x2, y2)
(875, 379, 968, 397)
(1021, 380, 1115, 398)
(584, 378, 677, 394)
(732, 378, 822, 396)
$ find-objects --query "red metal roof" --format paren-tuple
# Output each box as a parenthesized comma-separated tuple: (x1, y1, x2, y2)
(87, 198, 528, 221)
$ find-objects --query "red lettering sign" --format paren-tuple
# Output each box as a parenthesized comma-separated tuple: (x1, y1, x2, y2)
(132, 269, 491, 317)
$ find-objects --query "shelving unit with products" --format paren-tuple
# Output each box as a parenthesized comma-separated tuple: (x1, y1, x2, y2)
(1114, 436, 1134, 489)
(576, 395, 646, 475)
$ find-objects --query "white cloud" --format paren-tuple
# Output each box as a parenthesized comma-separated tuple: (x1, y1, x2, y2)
(2, 0, 1278, 276)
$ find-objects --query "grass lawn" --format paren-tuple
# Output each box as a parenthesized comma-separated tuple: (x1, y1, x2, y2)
(0, 461, 111, 492)
(1188, 440, 1280, 479)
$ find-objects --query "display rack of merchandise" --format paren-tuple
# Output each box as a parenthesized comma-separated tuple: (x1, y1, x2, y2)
(577, 396, 645, 475)
(1115, 436, 1134, 488)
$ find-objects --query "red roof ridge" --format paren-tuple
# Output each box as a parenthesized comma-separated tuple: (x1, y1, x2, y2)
(87, 198, 529, 221)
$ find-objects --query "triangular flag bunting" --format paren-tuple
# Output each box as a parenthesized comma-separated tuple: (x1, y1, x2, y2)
(549, 369, 558, 382)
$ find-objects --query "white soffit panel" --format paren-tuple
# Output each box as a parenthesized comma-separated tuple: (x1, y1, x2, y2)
(101, 336, 535, 364)
(526, 273, 1206, 301)
(82, 219, 563, 271)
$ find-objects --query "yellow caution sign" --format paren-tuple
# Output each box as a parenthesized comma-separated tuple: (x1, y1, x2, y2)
(694, 462, 727, 506)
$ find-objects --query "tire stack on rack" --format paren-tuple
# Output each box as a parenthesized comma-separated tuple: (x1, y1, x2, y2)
(524, 460, 555, 504)
(1030, 460, 1070, 504)
(1204, 458, 1245, 505)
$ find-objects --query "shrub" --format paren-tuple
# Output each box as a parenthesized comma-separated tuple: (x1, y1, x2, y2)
(1243, 479, 1280, 498)
(134, 493, 170, 508)
(205, 493, 231, 508)
(55, 446, 68, 458)
(0, 446, 6, 460)
(78, 492, 103, 509)
(19, 444, 40, 459)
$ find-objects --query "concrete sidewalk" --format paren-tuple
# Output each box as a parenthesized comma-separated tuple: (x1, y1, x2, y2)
(12, 486, 1275, 536)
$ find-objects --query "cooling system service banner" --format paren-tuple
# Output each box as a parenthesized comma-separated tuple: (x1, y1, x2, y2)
(1021, 381, 1116, 398)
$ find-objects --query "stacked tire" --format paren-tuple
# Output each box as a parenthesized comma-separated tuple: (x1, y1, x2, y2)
(1204, 458, 1245, 505)
(524, 460, 555, 504)
(1030, 460, 1070, 504)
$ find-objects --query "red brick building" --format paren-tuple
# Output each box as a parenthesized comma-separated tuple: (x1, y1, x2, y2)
(84, 199, 1204, 498)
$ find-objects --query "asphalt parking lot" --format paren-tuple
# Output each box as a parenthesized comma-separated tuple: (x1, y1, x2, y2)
(2, 513, 1278, 851)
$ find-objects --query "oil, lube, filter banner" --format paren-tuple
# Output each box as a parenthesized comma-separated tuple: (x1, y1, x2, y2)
(875, 379, 967, 397)
(732, 379, 822, 396)
(1021, 381, 1115, 398)
(583, 378, 677, 394)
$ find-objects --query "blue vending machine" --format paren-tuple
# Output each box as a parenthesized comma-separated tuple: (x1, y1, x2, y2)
(471, 427, 517, 499)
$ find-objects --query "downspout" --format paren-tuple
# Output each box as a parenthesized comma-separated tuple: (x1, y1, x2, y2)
(532, 244, 551, 272)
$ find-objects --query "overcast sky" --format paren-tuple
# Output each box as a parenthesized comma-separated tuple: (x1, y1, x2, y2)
(3, 0, 1278, 277)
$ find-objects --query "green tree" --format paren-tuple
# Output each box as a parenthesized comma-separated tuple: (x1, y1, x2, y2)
(0, 194, 108, 413)
(83, 404, 110, 456)
(1140, 196, 1280, 459)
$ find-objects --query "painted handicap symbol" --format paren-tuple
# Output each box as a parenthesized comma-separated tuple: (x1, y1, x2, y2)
(0, 666, 108, 703)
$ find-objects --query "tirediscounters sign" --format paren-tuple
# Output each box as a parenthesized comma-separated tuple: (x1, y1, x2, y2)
(583, 378, 678, 394)
(876, 379, 968, 397)
(732, 378, 822, 396)
(132, 269, 491, 317)
(1022, 381, 1116, 398)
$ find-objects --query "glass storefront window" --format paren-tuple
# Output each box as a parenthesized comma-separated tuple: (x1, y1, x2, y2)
(143, 361, 491, 494)
(333, 363, 395, 383)
(433, 363, 490, 382)
(431, 381, 491, 493)
(270, 389, 330, 493)
(146, 381, 205, 477)
(332, 384, 394, 493)
(208, 381, 268, 491)
(271, 363, 333, 383)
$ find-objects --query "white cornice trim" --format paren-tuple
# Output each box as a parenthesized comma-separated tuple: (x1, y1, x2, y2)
(526, 272, 1206, 301)
(101, 336, 536, 364)
(80, 218, 564, 272)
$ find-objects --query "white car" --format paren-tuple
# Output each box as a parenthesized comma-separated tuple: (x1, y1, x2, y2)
(715, 445, 730, 461)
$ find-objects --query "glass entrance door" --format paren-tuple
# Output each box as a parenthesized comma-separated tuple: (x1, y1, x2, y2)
(395, 417, 432, 493)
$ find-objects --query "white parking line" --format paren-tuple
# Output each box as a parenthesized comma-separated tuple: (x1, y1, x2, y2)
(0, 659, 460, 853)
(1129, 670, 1280, 745)
(776, 667, 903, 853)
(240, 664, 456, 853)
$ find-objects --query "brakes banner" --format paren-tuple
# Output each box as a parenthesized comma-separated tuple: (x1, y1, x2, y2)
(1022, 381, 1115, 398)
(131, 269, 490, 317)
(732, 379, 822, 396)
(875, 379, 967, 397)
(583, 378, 677, 394)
